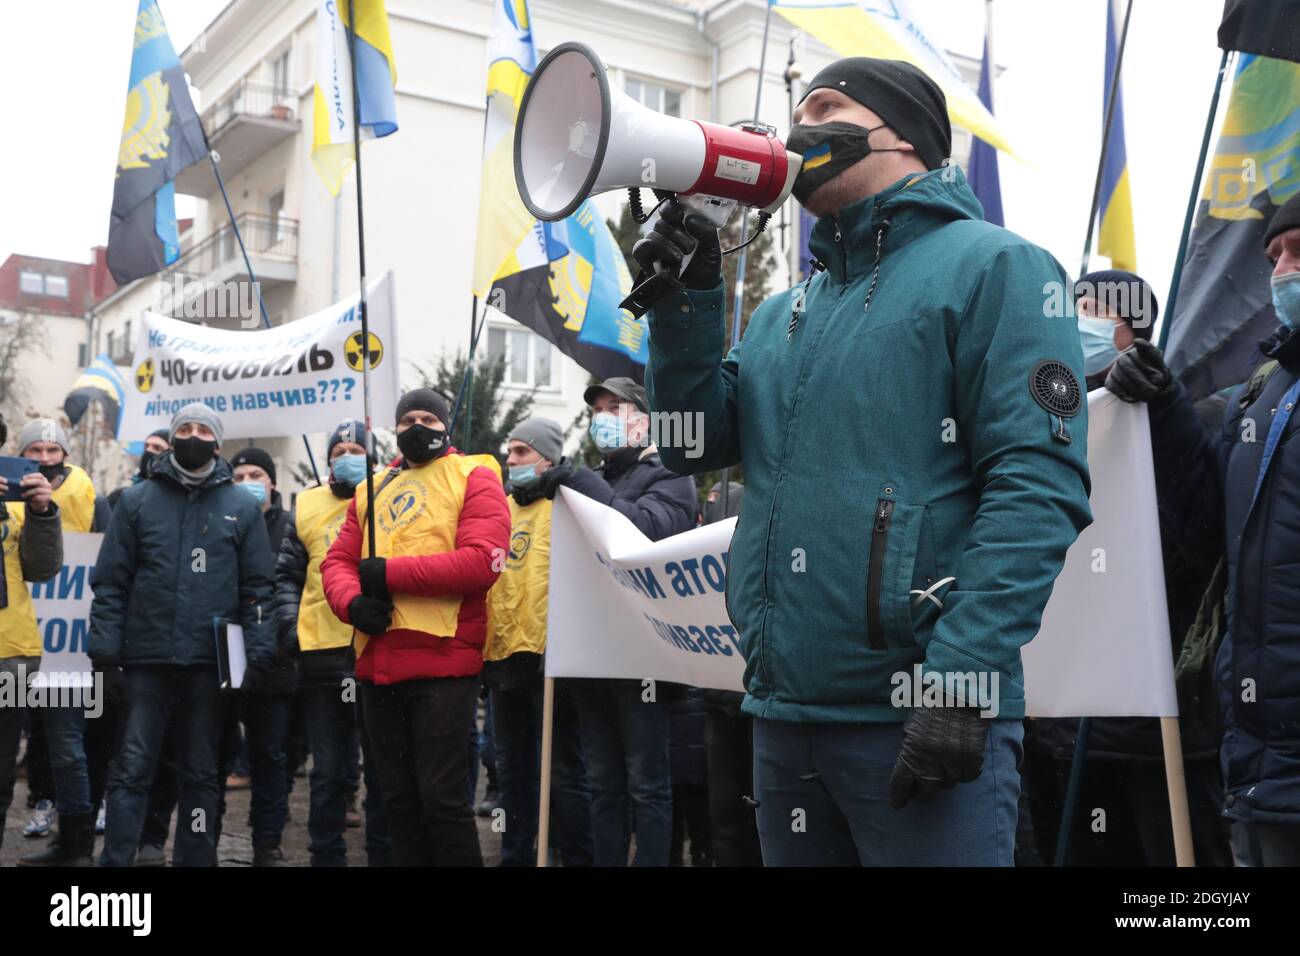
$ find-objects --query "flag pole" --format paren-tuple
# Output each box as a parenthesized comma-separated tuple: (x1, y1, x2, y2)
(536, 675, 556, 867)
(1078, 0, 1134, 278)
(1157, 48, 1232, 350)
(1160, 716, 1196, 865)
(206, 146, 322, 486)
(345, 0, 377, 559)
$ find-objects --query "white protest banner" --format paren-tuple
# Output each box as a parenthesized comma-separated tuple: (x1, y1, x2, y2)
(548, 391, 1179, 718)
(31, 532, 103, 689)
(119, 272, 400, 441)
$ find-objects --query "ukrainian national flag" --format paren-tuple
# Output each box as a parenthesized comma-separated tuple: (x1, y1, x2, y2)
(106, 0, 207, 285)
(1097, 0, 1136, 272)
(474, 0, 645, 382)
(64, 355, 128, 432)
(312, 0, 398, 196)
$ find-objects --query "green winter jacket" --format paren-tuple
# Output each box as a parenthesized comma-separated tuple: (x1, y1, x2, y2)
(645, 168, 1093, 722)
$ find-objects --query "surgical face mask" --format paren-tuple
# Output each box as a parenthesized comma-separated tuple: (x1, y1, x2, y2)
(589, 412, 626, 454)
(238, 479, 267, 505)
(1077, 315, 1121, 376)
(509, 463, 540, 488)
(397, 423, 449, 464)
(172, 436, 217, 471)
(331, 452, 368, 488)
(1271, 271, 1300, 330)
(785, 122, 897, 206)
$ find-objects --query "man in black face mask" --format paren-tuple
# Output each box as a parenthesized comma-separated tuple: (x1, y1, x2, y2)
(634, 58, 1092, 866)
(89, 402, 277, 866)
(107, 428, 171, 510)
(321, 388, 511, 866)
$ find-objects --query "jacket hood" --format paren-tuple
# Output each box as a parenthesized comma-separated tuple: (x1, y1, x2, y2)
(809, 166, 984, 283)
(150, 451, 234, 489)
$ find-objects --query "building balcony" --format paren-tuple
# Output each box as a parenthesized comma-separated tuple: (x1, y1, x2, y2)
(174, 81, 299, 196)
(157, 213, 298, 318)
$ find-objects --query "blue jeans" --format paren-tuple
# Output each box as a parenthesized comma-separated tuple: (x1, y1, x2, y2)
(42, 701, 93, 816)
(491, 681, 593, 866)
(100, 667, 226, 867)
(753, 717, 1023, 866)
(569, 679, 672, 866)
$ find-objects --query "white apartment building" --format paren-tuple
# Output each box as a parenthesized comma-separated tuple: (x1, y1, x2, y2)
(93, 0, 982, 494)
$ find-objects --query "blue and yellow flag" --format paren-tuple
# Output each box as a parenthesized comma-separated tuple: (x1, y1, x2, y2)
(106, 0, 207, 285)
(473, 0, 645, 381)
(967, 32, 1004, 227)
(64, 355, 128, 432)
(1097, 0, 1136, 272)
(312, 0, 398, 196)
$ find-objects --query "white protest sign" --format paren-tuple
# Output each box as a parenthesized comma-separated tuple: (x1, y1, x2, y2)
(548, 391, 1179, 717)
(119, 272, 400, 441)
(31, 532, 103, 689)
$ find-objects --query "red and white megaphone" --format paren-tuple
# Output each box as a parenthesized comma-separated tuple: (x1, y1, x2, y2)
(514, 42, 801, 314)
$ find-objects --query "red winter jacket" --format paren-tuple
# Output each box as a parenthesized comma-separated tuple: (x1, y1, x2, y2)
(320, 450, 511, 684)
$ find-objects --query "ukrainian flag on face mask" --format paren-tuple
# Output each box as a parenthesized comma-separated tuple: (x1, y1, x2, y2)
(311, 0, 398, 196)
(106, 0, 207, 285)
(801, 142, 833, 171)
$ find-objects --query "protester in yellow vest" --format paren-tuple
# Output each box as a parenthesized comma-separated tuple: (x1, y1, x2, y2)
(0, 422, 62, 856)
(321, 388, 511, 867)
(13, 418, 111, 865)
(274, 418, 390, 866)
(483, 417, 592, 866)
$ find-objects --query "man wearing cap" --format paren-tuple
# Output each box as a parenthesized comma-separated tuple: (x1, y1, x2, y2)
(1106, 192, 1300, 865)
(322, 388, 510, 866)
(276, 419, 391, 866)
(484, 417, 593, 866)
(13, 418, 112, 864)
(107, 427, 172, 510)
(89, 402, 277, 866)
(634, 57, 1093, 865)
(0, 443, 62, 858)
(532, 377, 697, 866)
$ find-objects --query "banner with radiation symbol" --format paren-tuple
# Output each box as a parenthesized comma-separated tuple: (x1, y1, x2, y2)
(119, 272, 400, 442)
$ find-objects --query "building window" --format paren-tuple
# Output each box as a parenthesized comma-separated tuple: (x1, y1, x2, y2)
(625, 78, 682, 117)
(19, 271, 43, 294)
(268, 190, 286, 244)
(271, 51, 290, 99)
(77, 344, 88, 367)
(123, 319, 132, 352)
(45, 275, 68, 297)
(486, 324, 557, 390)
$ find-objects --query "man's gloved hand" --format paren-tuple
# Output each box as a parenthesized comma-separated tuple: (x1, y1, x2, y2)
(241, 659, 271, 694)
(888, 703, 990, 809)
(632, 199, 723, 292)
(96, 662, 126, 709)
(1105, 339, 1174, 404)
(348, 595, 393, 636)
(534, 460, 574, 501)
(358, 556, 389, 601)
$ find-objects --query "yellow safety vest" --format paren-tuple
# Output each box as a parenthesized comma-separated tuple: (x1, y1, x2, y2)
(353, 453, 501, 656)
(294, 484, 356, 652)
(52, 464, 97, 533)
(485, 496, 551, 662)
(0, 504, 40, 658)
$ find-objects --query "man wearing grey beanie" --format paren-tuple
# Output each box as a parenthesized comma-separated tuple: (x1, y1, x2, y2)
(89, 400, 278, 866)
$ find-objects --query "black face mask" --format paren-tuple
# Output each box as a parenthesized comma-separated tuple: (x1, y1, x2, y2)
(172, 436, 217, 471)
(38, 463, 65, 483)
(785, 122, 897, 206)
(397, 424, 449, 465)
(329, 478, 355, 499)
(138, 450, 158, 479)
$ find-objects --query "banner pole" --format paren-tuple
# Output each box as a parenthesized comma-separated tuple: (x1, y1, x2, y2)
(345, 0, 377, 558)
(207, 148, 322, 486)
(536, 675, 556, 867)
(1158, 48, 1232, 350)
(1078, 0, 1134, 278)
(1160, 716, 1196, 866)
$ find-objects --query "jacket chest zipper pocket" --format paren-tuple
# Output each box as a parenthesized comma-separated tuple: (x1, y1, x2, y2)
(867, 498, 893, 650)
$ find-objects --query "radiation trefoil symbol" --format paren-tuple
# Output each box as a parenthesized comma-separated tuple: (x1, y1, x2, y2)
(135, 359, 155, 393)
(344, 332, 383, 372)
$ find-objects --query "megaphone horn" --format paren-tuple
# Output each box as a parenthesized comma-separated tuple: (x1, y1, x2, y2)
(514, 42, 801, 223)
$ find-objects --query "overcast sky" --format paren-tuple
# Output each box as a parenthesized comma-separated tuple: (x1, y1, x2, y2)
(1, 0, 1228, 313)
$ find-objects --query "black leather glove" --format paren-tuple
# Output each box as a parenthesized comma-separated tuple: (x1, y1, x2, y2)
(888, 704, 990, 809)
(533, 460, 574, 501)
(241, 659, 272, 694)
(349, 594, 393, 636)
(96, 663, 126, 709)
(1105, 339, 1174, 404)
(632, 199, 723, 292)
(358, 556, 389, 601)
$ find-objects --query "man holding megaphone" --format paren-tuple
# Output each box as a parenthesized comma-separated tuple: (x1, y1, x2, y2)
(634, 58, 1094, 866)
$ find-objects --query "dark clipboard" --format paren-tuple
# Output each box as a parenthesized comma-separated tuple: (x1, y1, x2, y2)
(213, 618, 247, 692)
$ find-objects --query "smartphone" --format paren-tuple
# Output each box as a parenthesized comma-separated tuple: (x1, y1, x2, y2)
(0, 456, 39, 502)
